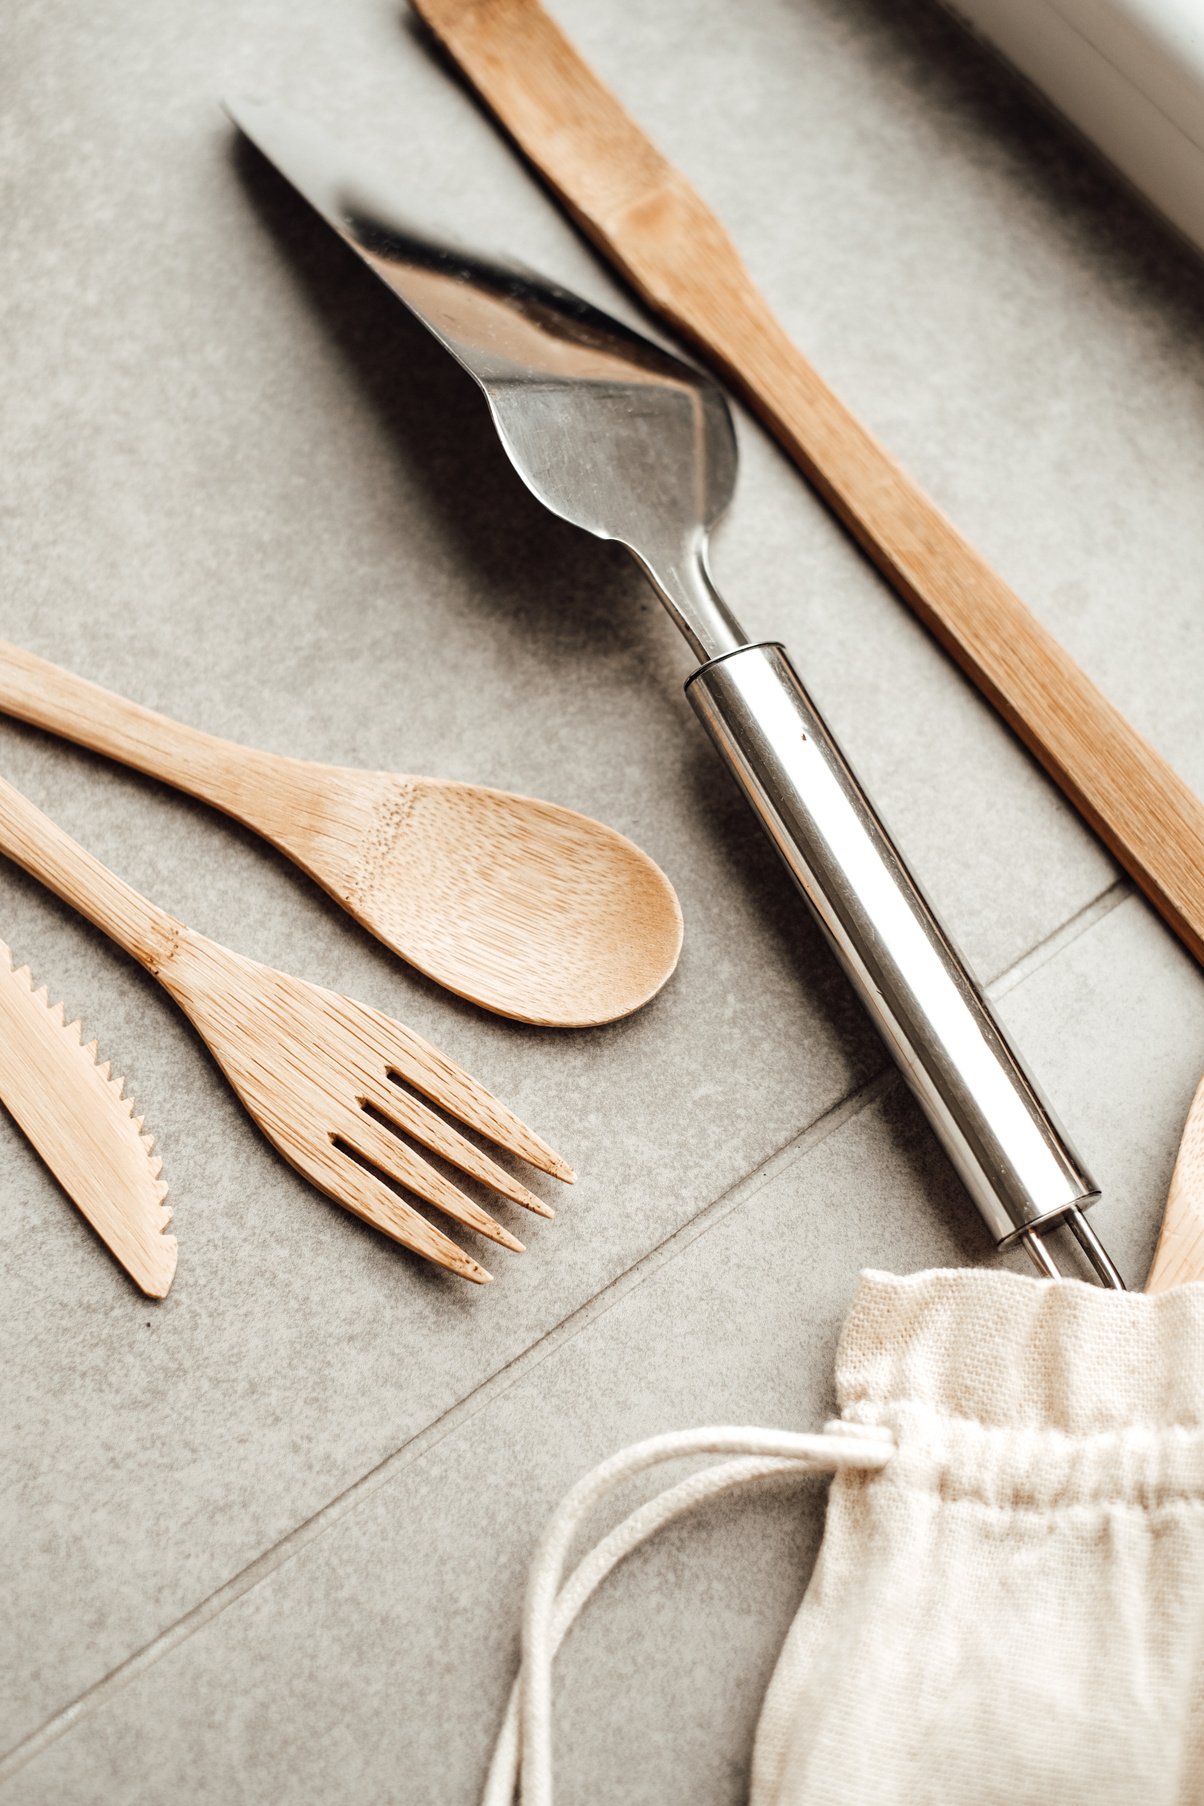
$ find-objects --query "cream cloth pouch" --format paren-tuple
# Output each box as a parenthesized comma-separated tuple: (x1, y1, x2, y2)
(486, 1267, 1204, 1805)
(753, 1268, 1204, 1806)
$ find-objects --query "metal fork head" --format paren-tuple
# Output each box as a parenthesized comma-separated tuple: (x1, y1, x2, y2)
(227, 97, 744, 661)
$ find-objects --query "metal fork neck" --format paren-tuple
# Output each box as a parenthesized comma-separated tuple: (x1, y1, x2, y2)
(634, 539, 746, 663)
(632, 539, 1128, 1290)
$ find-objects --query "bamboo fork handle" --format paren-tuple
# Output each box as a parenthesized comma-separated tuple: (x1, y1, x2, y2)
(0, 774, 178, 972)
(0, 642, 295, 831)
(414, 0, 1204, 967)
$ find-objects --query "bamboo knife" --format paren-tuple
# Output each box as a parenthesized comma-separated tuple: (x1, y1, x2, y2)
(0, 940, 175, 1296)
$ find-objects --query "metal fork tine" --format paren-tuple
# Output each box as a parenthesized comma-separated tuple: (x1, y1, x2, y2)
(376, 1017, 575, 1183)
(367, 1074, 555, 1219)
(304, 1141, 493, 1284)
(343, 1110, 526, 1254)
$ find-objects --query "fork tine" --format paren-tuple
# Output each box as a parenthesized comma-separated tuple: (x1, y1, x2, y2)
(307, 1140, 494, 1283)
(367, 1074, 555, 1220)
(372, 1014, 575, 1183)
(343, 1110, 527, 1254)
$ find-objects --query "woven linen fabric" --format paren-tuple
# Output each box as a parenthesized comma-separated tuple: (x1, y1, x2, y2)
(751, 1267, 1204, 1806)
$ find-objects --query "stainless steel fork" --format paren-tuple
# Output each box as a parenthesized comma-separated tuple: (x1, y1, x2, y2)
(227, 96, 1122, 1285)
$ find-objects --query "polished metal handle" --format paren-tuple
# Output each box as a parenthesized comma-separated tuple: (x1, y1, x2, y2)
(221, 97, 1120, 1279)
(687, 642, 1119, 1277)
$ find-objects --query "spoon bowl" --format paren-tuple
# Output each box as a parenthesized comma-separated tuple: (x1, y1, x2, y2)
(286, 763, 683, 1026)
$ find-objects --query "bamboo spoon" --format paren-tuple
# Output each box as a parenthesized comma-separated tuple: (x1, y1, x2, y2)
(412, 0, 1204, 971)
(1146, 1076, 1204, 1291)
(0, 642, 682, 1028)
(0, 774, 572, 1283)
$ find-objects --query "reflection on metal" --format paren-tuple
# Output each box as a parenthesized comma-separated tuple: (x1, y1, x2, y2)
(227, 97, 1125, 1288)
(227, 95, 741, 661)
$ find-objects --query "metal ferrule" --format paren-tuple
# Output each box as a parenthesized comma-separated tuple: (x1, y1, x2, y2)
(687, 642, 1099, 1247)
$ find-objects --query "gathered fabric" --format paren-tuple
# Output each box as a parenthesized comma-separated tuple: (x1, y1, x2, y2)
(752, 1267, 1204, 1805)
(485, 1268, 1204, 1805)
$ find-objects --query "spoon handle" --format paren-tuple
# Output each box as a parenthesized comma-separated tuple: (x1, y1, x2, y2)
(0, 641, 300, 835)
(0, 772, 179, 973)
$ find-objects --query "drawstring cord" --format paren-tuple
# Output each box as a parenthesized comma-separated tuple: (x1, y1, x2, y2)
(482, 1422, 896, 1806)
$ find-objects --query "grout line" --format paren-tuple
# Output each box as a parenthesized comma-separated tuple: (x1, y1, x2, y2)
(986, 880, 1130, 1001)
(0, 881, 1130, 1783)
(0, 1074, 890, 1787)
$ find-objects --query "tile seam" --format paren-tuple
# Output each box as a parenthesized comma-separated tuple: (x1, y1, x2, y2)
(0, 1072, 889, 1787)
(0, 877, 1132, 1784)
(985, 879, 1130, 1000)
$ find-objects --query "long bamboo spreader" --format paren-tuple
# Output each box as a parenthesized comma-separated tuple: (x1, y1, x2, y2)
(413, 0, 1204, 965)
(1147, 1076, 1204, 1290)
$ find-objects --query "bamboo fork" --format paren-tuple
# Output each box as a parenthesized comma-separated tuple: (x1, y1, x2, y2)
(0, 775, 572, 1283)
(413, 0, 1204, 969)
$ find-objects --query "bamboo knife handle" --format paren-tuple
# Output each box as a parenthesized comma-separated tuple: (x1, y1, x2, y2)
(414, 0, 1204, 964)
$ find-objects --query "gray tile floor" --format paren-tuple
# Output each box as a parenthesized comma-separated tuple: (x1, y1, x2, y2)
(3, 0, 1204, 1800)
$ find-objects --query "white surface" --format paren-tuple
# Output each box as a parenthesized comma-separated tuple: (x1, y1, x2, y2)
(944, 0, 1204, 256)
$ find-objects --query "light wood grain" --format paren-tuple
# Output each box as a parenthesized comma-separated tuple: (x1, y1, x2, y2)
(0, 938, 176, 1297)
(413, 0, 1204, 967)
(1146, 1076, 1204, 1290)
(0, 775, 573, 1285)
(0, 641, 682, 1028)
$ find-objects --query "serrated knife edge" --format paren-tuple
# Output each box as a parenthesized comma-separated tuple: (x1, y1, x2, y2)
(0, 940, 175, 1298)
